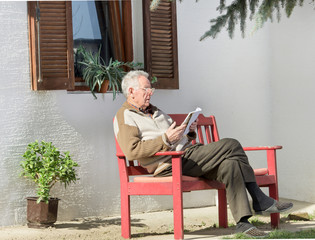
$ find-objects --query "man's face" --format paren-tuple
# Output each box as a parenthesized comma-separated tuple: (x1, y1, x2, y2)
(132, 75, 154, 109)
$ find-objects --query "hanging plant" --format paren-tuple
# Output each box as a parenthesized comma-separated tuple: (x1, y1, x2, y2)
(77, 45, 143, 100)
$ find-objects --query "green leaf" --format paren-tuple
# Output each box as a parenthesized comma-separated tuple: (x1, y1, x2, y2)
(20, 141, 79, 201)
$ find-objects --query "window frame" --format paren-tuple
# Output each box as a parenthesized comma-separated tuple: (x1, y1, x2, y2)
(28, 0, 178, 91)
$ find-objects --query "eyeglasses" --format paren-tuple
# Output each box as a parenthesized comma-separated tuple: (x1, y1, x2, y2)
(139, 88, 155, 94)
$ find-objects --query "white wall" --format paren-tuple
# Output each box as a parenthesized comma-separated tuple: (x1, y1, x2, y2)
(176, 1, 272, 148)
(0, 0, 314, 227)
(270, 6, 315, 202)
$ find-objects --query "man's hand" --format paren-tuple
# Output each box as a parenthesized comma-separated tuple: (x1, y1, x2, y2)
(166, 122, 186, 144)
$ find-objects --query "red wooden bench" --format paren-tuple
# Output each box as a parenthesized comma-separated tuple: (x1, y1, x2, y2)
(115, 114, 281, 240)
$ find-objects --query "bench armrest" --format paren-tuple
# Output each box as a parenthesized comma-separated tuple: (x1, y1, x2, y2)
(244, 146, 282, 176)
(154, 151, 185, 186)
(243, 146, 282, 151)
(154, 151, 185, 156)
(117, 150, 185, 158)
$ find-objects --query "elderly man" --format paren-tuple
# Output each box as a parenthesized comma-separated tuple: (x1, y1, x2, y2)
(113, 70, 293, 237)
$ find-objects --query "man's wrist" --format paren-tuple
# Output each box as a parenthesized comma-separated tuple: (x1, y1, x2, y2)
(163, 133, 173, 147)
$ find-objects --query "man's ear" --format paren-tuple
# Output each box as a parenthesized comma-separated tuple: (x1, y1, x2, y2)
(128, 87, 134, 97)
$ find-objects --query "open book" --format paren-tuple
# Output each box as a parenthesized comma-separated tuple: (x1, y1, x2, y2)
(182, 107, 202, 135)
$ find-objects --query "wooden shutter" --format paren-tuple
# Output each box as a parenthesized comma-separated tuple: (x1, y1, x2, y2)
(28, 1, 74, 90)
(143, 0, 179, 89)
(122, 0, 133, 63)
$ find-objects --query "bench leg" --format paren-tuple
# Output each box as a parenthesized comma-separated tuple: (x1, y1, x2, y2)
(173, 190, 184, 239)
(271, 212, 280, 229)
(269, 184, 280, 228)
(121, 194, 131, 239)
(218, 189, 228, 228)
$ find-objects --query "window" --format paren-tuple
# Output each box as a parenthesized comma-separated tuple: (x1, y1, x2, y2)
(71, 1, 133, 91)
(28, 0, 178, 91)
(72, 1, 117, 68)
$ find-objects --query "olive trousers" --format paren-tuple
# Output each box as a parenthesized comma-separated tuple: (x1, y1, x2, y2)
(157, 138, 256, 223)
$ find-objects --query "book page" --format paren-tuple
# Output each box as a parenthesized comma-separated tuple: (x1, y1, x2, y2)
(182, 107, 202, 135)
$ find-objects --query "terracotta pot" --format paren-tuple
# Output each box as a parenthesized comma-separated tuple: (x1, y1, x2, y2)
(26, 197, 59, 228)
(97, 79, 109, 93)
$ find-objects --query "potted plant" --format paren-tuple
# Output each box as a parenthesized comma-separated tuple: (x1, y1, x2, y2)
(76, 45, 142, 99)
(20, 140, 79, 228)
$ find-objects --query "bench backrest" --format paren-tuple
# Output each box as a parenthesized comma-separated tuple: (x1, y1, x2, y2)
(115, 114, 220, 177)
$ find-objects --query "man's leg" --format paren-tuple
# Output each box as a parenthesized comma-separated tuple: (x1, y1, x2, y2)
(215, 159, 252, 223)
(157, 138, 292, 236)
(181, 138, 254, 222)
(180, 138, 292, 237)
(181, 138, 292, 214)
(214, 159, 268, 237)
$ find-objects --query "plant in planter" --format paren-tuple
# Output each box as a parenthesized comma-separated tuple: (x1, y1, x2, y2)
(77, 45, 143, 100)
(20, 140, 79, 228)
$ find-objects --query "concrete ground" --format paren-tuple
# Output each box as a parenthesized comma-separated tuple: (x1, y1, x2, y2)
(1, 198, 315, 240)
(129, 198, 315, 240)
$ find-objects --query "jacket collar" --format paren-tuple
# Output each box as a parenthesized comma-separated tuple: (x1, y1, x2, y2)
(124, 101, 157, 115)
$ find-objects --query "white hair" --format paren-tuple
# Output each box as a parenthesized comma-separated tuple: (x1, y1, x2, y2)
(121, 70, 149, 98)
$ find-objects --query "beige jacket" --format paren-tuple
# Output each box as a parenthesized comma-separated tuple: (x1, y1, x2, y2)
(113, 101, 196, 175)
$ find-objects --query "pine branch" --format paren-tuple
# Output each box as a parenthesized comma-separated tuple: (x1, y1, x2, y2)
(200, 0, 315, 40)
(201, 0, 249, 40)
(218, 0, 226, 13)
(285, 0, 298, 17)
(150, 0, 315, 40)
(239, 0, 248, 37)
(249, 0, 259, 19)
